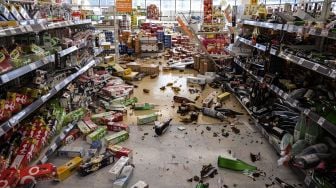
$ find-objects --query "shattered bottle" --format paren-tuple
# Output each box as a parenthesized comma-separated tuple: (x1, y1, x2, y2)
(294, 113, 306, 142)
(122, 97, 138, 106)
(173, 96, 195, 103)
(155, 118, 173, 136)
(202, 108, 226, 121)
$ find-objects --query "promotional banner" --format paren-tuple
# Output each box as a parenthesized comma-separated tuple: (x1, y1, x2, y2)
(116, 0, 132, 13)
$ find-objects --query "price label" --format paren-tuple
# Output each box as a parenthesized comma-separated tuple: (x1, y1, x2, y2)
(279, 90, 284, 96)
(293, 101, 299, 107)
(321, 29, 329, 37)
(330, 70, 336, 79)
(25, 25, 33, 32)
(288, 25, 294, 32)
(304, 109, 311, 115)
(50, 144, 57, 151)
(1, 74, 10, 83)
(309, 28, 316, 35)
(29, 63, 37, 70)
(270, 49, 276, 55)
(317, 117, 326, 126)
(276, 24, 283, 30)
(274, 87, 280, 93)
(19, 27, 26, 33)
(298, 58, 305, 65)
(283, 93, 289, 100)
(312, 64, 319, 71)
(59, 133, 65, 140)
(9, 28, 16, 34)
(55, 84, 62, 91)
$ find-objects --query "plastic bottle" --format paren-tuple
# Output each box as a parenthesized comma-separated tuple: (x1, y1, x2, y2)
(154, 118, 173, 136)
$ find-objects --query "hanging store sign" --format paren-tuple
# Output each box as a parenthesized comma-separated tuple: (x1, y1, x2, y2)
(116, 0, 132, 13)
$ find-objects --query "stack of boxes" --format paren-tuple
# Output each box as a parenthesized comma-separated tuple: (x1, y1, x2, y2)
(164, 34, 172, 48)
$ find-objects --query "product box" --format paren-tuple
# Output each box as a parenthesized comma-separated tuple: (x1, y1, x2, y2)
(83, 118, 98, 131)
(19, 163, 56, 185)
(77, 121, 92, 135)
(126, 62, 141, 72)
(106, 122, 129, 132)
(131, 181, 149, 188)
(203, 91, 217, 107)
(78, 151, 114, 176)
(137, 113, 158, 125)
(106, 145, 133, 159)
(112, 165, 134, 188)
(102, 113, 123, 124)
(104, 131, 129, 145)
(86, 126, 107, 144)
(217, 92, 230, 102)
(91, 111, 116, 124)
(56, 157, 83, 181)
(196, 74, 214, 83)
(0, 168, 20, 188)
(187, 76, 206, 85)
(58, 146, 85, 158)
(63, 129, 80, 145)
(140, 64, 159, 75)
(10, 140, 35, 169)
(108, 156, 131, 181)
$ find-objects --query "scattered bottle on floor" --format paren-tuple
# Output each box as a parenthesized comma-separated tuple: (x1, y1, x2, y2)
(154, 118, 173, 136)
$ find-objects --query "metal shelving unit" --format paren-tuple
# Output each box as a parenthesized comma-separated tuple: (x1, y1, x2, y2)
(237, 37, 268, 52)
(242, 20, 336, 40)
(0, 57, 101, 137)
(233, 58, 336, 138)
(0, 19, 92, 37)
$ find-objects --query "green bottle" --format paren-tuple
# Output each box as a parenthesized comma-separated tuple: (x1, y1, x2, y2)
(305, 119, 320, 145)
(217, 155, 257, 171)
(133, 103, 155, 110)
(291, 140, 308, 156)
(294, 113, 307, 142)
(195, 181, 209, 188)
(122, 97, 138, 106)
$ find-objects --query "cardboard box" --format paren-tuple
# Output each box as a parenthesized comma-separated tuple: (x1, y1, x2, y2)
(19, 163, 56, 185)
(131, 181, 149, 188)
(187, 76, 206, 85)
(106, 122, 129, 132)
(140, 64, 159, 75)
(108, 156, 131, 181)
(104, 131, 129, 145)
(217, 92, 230, 102)
(126, 62, 141, 72)
(203, 91, 217, 107)
(106, 145, 133, 159)
(77, 121, 92, 135)
(58, 146, 85, 158)
(112, 165, 133, 188)
(56, 157, 83, 181)
(86, 126, 107, 144)
(137, 113, 158, 125)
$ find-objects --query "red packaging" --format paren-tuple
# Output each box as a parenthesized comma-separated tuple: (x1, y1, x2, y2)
(62, 129, 80, 145)
(83, 119, 98, 131)
(106, 122, 129, 132)
(7, 93, 32, 106)
(0, 168, 19, 188)
(102, 113, 123, 124)
(106, 145, 133, 159)
(18, 163, 56, 185)
(10, 140, 35, 169)
(32, 129, 49, 156)
(0, 100, 21, 113)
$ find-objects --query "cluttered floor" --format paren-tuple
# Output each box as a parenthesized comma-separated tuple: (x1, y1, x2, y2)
(38, 68, 302, 188)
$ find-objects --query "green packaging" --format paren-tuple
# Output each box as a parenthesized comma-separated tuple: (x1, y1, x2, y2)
(86, 126, 107, 144)
(137, 113, 158, 125)
(217, 155, 257, 171)
(64, 108, 86, 125)
(77, 121, 92, 135)
(91, 111, 116, 124)
(104, 130, 129, 145)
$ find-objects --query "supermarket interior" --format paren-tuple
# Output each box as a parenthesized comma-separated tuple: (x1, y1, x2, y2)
(0, 0, 336, 187)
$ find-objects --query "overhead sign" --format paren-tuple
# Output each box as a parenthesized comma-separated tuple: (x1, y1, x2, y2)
(116, 0, 132, 13)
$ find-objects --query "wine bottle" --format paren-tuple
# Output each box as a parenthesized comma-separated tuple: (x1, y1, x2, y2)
(294, 113, 306, 142)
(155, 118, 173, 136)
(173, 96, 195, 103)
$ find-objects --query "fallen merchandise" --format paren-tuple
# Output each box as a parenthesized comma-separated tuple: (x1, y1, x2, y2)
(104, 130, 129, 145)
(130, 180, 149, 188)
(56, 157, 83, 181)
(112, 165, 134, 188)
(78, 151, 115, 176)
(58, 146, 85, 158)
(109, 156, 131, 181)
(86, 126, 107, 144)
(106, 145, 133, 159)
(137, 113, 158, 125)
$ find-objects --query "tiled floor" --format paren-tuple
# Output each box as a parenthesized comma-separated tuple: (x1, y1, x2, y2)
(38, 69, 302, 188)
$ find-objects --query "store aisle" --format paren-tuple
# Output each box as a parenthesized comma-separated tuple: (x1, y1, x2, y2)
(38, 69, 302, 188)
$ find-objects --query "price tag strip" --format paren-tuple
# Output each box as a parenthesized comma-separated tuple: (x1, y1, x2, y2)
(312, 64, 319, 71)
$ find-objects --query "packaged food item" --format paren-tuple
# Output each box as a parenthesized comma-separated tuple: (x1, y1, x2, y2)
(106, 122, 129, 132)
(108, 156, 131, 181)
(130, 181, 149, 188)
(78, 151, 114, 176)
(106, 145, 133, 159)
(18, 163, 56, 185)
(0, 168, 20, 188)
(112, 165, 134, 188)
(203, 91, 217, 107)
(104, 130, 129, 145)
(136, 113, 158, 125)
(55, 157, 83, 181)
(86, 126, 107, 144)
(58, 146, 85, 158)
(77, 121, 92, 135)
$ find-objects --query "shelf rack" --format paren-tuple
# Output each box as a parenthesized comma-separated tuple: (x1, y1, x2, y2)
(237, 37, 268, 52)
(0, 19, 92, 37)
(0, 56, 102, 137)
(242, 20, 336, 40)
(233, 58, 336, 138)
